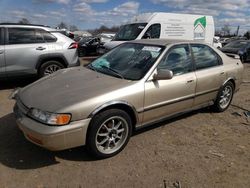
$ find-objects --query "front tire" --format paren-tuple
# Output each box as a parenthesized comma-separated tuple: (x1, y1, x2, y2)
(213, 81, 234, 112)
(87, 109, 132, 159)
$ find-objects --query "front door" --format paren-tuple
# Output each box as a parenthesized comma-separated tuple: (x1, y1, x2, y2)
(143, 44, 196, 124)
(5, 27, 48, 76)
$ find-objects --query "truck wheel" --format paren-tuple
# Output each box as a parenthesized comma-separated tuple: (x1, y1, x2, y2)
(87, 109, 132, 159)
(39, 60, 64, 77)
(212, 81, 234, 112)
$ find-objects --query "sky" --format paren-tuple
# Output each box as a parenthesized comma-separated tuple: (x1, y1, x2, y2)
(0, 0, 250, 34)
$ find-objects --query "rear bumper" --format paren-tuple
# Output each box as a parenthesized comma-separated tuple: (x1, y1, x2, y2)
(14, 103, 91, 151)
(68, 58, 80, 67)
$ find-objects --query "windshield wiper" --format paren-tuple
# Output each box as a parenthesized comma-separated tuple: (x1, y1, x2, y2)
(99, 65, 124, 79)
(87, 64, 98, 72)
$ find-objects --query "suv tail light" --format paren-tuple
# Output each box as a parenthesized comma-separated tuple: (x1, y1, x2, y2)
(68, 42, 78, 49)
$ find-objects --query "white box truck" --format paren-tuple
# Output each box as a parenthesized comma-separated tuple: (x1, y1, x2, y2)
(100, 12, 215, 53)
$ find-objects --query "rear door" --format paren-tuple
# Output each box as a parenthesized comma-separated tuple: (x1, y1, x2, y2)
(4, 27, 48, 76)
(0, 27, 5, 78)
(191, 44, 226, 106)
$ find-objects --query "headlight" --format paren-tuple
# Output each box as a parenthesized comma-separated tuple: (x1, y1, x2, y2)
(28, 108, 71, 126)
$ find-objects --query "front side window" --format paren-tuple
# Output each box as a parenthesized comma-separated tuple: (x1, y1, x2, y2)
(8, 28, 41, 44)
(191, 44, 222, 70)
(158, 44, 193, 75)
(143, 24, 161, 39)
(88, 43, 164, 80)
(113, 23, 147, 41)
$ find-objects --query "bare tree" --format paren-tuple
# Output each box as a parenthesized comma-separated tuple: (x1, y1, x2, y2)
(69, 25, 78, 32)
(18, 18, 30, 24)
(244, 31, 250, 39)
(57, 22, 68, 29)
(221, 24, 231, 36)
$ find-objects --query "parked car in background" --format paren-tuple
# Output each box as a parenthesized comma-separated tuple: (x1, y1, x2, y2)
(77, 37, 101, 57)
(101, 12, 215, 53)
(12, 39, 243, 159)
(0, 23, 79, 78)
(220, 40, 250, 63)
(221, 37, 247, 47)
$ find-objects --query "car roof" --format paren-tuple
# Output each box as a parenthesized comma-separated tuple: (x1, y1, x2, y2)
(130, 39, 205, 46)
(0, 23, 56, 32)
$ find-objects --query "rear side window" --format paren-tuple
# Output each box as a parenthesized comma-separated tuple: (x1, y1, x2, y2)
(191, 44, 222, 70)
(40, 30, 57, 42)
(8, 28, 43, 45)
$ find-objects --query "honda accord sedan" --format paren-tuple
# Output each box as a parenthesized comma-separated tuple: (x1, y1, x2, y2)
(12, 39, 243, 158)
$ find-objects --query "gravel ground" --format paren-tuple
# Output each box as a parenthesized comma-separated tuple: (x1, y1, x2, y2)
(0, 62, 249, 188)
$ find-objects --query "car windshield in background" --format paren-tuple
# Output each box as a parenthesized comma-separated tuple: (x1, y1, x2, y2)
(88, 43, 164, 80)
(113, 23, 147, 41)
(80, 37, 93, 43)
(225, 41, 249, 49)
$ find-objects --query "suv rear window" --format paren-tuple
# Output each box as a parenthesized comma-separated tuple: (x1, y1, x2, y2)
(8, 28, 42, 44)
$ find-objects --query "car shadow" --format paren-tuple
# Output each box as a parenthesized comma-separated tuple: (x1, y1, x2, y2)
(0, 113, 95, 170)
(0, 76, 37, 90)
(0, 108, 211, 170)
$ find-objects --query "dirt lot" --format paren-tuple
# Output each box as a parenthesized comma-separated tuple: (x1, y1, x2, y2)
(0, 62, 249, 188)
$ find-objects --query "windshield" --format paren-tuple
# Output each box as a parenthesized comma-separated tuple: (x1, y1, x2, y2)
(225, 41, 249, 49)
(113, 23, 147, 41)
(88, 43, 164, 80)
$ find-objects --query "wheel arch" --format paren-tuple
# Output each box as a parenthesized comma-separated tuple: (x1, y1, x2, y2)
(222, 77, 236, 90)
(36, 54, 68, 71)
(88, 101, 139, 131)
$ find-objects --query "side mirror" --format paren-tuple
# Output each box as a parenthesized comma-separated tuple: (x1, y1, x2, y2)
(153, 69, 173, 80)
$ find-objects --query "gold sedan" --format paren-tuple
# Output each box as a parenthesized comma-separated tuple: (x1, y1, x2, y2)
(13, 39, 243, 158)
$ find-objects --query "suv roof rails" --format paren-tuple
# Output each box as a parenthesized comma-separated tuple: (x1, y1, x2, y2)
(0, 23, 51, 27)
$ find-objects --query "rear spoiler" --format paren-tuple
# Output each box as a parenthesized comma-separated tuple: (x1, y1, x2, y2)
(225, 53, 240, 59)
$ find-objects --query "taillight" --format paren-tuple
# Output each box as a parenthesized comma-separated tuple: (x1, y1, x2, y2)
(68, 42, 78, 49)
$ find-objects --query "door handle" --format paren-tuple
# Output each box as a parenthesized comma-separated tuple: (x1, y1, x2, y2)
(187, 79, 194, 83)
(0, 50, 3, 54)
(220, 71, 225, 75)
(36, 47, 46, 51)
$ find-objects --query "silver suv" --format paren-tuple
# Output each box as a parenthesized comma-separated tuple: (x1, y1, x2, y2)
(0, 23, 79, 78)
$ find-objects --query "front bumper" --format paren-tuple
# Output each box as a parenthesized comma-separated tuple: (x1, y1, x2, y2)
(14, 102, 91, 151)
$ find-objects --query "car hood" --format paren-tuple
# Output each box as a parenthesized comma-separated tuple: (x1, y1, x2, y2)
(18, 67, 134, 113)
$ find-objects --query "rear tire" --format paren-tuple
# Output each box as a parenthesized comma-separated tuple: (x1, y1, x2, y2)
(39, 60, 64, 77)
(212, 81, 234, 112)
(87, 109, 132, 159)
